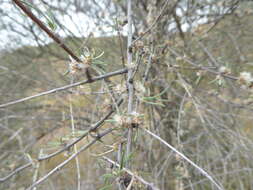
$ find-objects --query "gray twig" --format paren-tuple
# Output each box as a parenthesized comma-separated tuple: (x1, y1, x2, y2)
(0, 68, 127, 109)
(26, 128, 114, 190)
(141, 127, 224, 190)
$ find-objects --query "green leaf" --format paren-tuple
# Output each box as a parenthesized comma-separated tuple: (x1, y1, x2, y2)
(45, 9, 57, 31)
(141, 87, 169, 102)
(20, 0, 57, 31)
(75, 130, 88, 136)
(99, 184, 113, 190)
(105, 119, 116, 123)
(47, 141, 62, 147)
(195, 75, 202, 85)
(120, 149, 125, 170)
(46, 19, 57, 31)
(125, 152, 134, 163)
(102, 173, 114, 184)
(142, 100, 165, 107)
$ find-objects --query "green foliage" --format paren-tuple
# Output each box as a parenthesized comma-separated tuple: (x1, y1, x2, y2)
(99, 184, 113, 190)
(101, 173, 115, 189)
(21, 0, 57, 31)
(141, 87, 170, 107)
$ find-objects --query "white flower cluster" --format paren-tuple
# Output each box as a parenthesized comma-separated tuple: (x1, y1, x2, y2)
(238, 72, 253, 87)
(68, 48, 102, 74)
(113, 114, 131, 128)
(114, 83, 126, 93)
(113, 112, 143, 128)
(69, 55, 89, 74)
(135, 81, 146, 95)
(126, 62, 136, 69)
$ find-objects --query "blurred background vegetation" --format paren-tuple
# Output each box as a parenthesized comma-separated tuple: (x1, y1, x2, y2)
(1, 0, 253, 190)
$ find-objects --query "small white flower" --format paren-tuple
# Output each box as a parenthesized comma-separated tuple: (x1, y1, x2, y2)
(134, 41, 144, 49)
(114, 84, 126, 93)
(68, 55, 89, 74)
(130, 111, 140, 117)
(126, 62, 136, 69)
(114, 112, 143, 128)
(113, 114, 123, 126)
(219, 66, 226, 73)
(135, 81, 146, 94)
(240, 72, 253, 82)
(219, 66, 231, 74)
(78, 63, 88, 69)
(82, 47, 92, 57)
(240, 72, 252, 81)
(238, 72, 253, 86)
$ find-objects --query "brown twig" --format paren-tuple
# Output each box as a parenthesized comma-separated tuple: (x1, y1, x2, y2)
(12, 0, 92, 80)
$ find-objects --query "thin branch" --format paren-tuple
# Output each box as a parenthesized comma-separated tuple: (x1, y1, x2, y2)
(26, 128, 114, 190)
(69, 77, 81, 190)
(0, 98, 123, 182)
(31, 161, 40, 190)
(141, 127, 224, 190)
(38, 98, 123, 160)
(126, 0, 134, 166)
(126, 175, 134, 190)
(12, 0, 92, 80)
(167, 47, 238, 80)
(103, 156, 159, 190)
(115, 19, 126, 68)
(12, 0, 79, 62)
(0, 128, 23, 150)
(0, 162, 32, 182)
(143, 46, 154, 82)
(0, 68, 127, 109)
(131, 0, 177, 46)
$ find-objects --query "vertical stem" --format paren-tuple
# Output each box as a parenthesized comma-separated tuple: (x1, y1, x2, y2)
(32, 160, 40, 190)
(126, 0, 134, 167)
(69, 77, 81, 190)
(117, 143, 124, 190)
